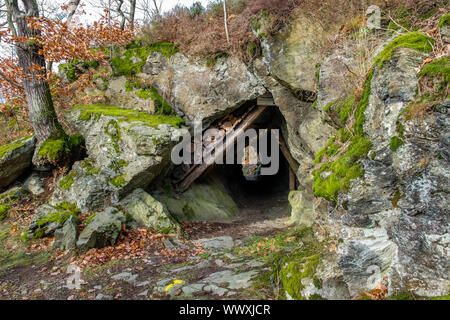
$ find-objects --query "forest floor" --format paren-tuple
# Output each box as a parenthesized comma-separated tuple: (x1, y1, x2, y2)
(0, 185, 296, 300)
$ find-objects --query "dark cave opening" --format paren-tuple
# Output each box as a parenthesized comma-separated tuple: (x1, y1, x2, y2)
(203, 101, 293, 210)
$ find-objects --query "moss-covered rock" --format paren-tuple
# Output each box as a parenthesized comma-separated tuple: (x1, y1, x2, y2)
(35, 133, 84, 166)
(120, 189, 181, 234)
(0, 136, 35, 189)
(72, 104, 184, 128)
(110, 43, 177, 76)
(28, 202, 80, 239)
(155, 174, 238, 222)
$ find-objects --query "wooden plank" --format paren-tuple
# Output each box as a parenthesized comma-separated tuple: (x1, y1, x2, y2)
(178, 106, 268, 191)
(279, 137, 300, 173)
(289, 167, 296, 191)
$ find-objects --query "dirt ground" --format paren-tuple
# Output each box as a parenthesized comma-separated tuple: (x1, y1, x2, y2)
(0, 181, 293, 300)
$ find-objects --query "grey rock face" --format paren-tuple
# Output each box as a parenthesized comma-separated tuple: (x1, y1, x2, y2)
(261, 14, 326, 96)
(0, 136, 35, 189)
(143, 52, 266, 126)
(120, 188, 180, 234)
(76, 207, 125, 251)
(24, 173, 45, 195)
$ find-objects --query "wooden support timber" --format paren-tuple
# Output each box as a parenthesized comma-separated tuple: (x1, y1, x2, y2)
(177, 106, 268, 192)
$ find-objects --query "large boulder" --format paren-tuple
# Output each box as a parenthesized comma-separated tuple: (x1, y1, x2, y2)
(0, 136, 35, 189)
(76, 207, 125, 251)
(155, 174, 238, 222)
(50, 105, 187, 213)
(288, 190, 316, 228)
(53, 215, 81, 250)
(120, 188, 180, 234)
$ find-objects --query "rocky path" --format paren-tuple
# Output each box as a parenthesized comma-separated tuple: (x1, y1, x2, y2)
(0, 195, 291, 300)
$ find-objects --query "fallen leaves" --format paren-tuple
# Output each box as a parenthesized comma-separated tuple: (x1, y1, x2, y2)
(74, 227, 204, 267)
(363, 278, 389, 300)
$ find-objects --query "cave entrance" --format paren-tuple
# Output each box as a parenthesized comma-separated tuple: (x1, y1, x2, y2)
(164, 95, 298, 227)
(175, 95, 299, 194)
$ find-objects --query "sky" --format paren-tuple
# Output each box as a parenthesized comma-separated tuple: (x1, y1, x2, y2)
(79, 0, 213, 22)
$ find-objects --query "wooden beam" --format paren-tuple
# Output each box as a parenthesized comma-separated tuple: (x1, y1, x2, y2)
(177, 106, 268, 192)
(289, 166, 296, 191)
(279, 136, 300, 174)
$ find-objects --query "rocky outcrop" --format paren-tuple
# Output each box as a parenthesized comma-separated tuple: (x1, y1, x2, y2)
(0, 136, 35, 189)
(296, 46, 449, 299)
(50, 105, 186, 213)
(143, 52, 266, 126)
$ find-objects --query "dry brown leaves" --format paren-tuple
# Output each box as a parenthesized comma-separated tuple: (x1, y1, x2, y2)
(73, 227, 204, 267)
(363, 278, 389, 300)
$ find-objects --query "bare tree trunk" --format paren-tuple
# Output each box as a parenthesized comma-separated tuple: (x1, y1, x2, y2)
(66, 0, 81, 25)
(7, 0, 66, 165)
(129, 0, 136, 30)
(223, 0, 230, 43)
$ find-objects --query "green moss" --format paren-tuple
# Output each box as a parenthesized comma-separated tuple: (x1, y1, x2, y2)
(280, 253, 321, 300)
(313, 136, 372, 202)
(38, 138, 69, 161)
(354, 70, 374, 136)
(0, 136, 33, 159)
(82, 60, 100, 70)
(313, 138, 340, 165)
(59, 170, 78, 190)
(308, 293, 327, 300)
(109, 159, 129, 173)
(388, 293, 414, 300)
(0, 205, 9, 221)
(373, 32, 434, 69)
(110, 43, 177, 76)
(390, 136, 405, 152)
(430, 293, 450, 300)
(85, 213, 96, 225)
(81, 160, 100, 176)
(36, 202, 80, 229)
(418, 57, 450, 93)
(391, 189, 404, 208)
(438, 13, 450, 28)
(73, 104, 184, 128)
(21, 231, 29, 243)
(105, 120, 121, 153)
(110, 175, 126, 187)
(59, 62, 78, 82)
(125, 80, 134, 92)
(338, 95, 355, 124)
(324, 95, 355, 125)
